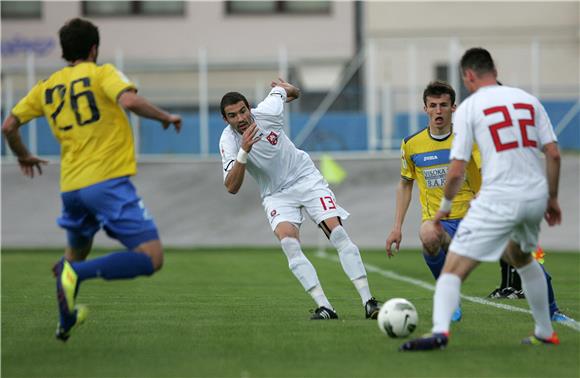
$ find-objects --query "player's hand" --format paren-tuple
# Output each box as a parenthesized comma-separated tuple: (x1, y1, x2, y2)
(241, 121, 261, 153)
(544, 198, 562, 226)
(163, 114, 182, 133)
(385, 230, 402, 258)
(271, 78, 300, 102)
(433, 210, 450, 225)
(17, 155, 48, 178)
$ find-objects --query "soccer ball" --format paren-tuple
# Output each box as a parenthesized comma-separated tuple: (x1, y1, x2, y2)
(377, 298, 418, 338)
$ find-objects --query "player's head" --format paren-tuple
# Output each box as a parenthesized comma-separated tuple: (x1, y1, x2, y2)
(220, 92, 253, 134)
(460, 47, 497, 93)
(423, 80, 455, 106)
(423, 81, 456, 130)
(59, 18, 100, 63)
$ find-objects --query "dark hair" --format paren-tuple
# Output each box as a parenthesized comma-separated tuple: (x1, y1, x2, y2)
(59, 18, 100, 62)
(220, 92, 250, 118)
(460, 47, 496, 76)
(423, 80, 456, 106)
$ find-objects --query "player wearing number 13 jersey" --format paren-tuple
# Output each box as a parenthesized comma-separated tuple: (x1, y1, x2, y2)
(402, 47, 562, 352)
(2, 18, 182, 342)
(219, 81, 381, 320)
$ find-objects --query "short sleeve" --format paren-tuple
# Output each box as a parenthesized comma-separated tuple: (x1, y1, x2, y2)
(400, 139, 415, 180)
(252, 87, 286, 127)
(219, 130, 238, 182)
(450, 102, 474, 162)
(99, 64, 136, 103)
(535, 100, 557, 147)
(11, 81, 45, 124)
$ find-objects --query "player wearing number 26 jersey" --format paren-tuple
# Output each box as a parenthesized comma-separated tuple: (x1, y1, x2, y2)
(11, 62, 137, 192)
(2, 18, 182, 342)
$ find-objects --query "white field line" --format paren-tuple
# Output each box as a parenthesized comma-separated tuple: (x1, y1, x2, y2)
(314, 250, 580, 332)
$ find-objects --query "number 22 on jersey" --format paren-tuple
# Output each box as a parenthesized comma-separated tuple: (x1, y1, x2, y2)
(483, 103, 537, 152)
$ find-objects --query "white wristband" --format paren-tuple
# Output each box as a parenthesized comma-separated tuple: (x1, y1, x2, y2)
(236, 149, 248, 164)
(439, 197, 452, 213)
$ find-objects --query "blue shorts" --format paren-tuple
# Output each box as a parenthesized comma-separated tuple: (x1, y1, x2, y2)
(441, 219, 462, 239)
(57, 176, 159, 250)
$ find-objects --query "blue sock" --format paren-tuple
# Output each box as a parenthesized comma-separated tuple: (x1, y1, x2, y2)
(423, 249, 446, 280)
(540, 265, 558, 315)
(71, 251, 155, 282)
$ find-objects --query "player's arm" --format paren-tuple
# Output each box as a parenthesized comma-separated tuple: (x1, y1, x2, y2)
(543, 142, 561, 226)
(118, 89, 181, 132)
(224, 123, 261, 194)
(385, 177, 414, 257)
(2, 114, 48, 178)
(434, 159, 467, 222)
(270, 78, 300, 103)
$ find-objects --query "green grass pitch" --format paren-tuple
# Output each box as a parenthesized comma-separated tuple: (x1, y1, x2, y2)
(2, 247, 579, 377)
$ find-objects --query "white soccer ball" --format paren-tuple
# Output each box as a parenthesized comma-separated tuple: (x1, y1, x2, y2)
(377, 298, 418, 338)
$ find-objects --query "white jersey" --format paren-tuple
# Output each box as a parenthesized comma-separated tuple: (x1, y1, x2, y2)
(451, 85, 557, 200)
(219, 87, 319, 198)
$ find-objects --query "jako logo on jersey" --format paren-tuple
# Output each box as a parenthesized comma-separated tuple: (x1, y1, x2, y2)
(270, 209, 278, 219)
(266, 132, 279, 145)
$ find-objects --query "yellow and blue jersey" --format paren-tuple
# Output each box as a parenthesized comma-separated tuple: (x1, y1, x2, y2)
(400, 127, 481, 221)
(11, 62, 137, 192)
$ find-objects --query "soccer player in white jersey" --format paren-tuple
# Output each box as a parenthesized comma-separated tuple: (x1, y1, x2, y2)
(219, 79, 380, 320)
(401, 47, 563, 350)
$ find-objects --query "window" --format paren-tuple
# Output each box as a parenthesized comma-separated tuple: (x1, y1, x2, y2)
(1, 1, 42, 19)
(435, 63, 467, 101)
(226, 1, 330, 15)
(82, 1, 185, 17)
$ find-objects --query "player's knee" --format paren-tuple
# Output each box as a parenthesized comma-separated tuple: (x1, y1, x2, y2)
(135, 239, 164, 272)
(329, 225, 351, 251)
(280, 237, 302, 262)
(419, 223, 443, 254)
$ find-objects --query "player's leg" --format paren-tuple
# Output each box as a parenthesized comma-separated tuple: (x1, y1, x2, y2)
(320, 216, 380, 319)
(505, 197, 559, 344)
(65, 178, 158, 283)
(54, 190, 100, 341)
(503, 242, 557, 343)
(419, 220, 451, 279)
(401, 197, 514, 351)
(274, 221, 336, 319)
(54, 177, 159, 341)
(419, 220, 462, 321)
(400, 251, 479, 351)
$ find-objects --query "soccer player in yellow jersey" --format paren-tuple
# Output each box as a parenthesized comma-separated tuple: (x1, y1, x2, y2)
(2, 18, 182, 341)
(385, 81, 481, 322)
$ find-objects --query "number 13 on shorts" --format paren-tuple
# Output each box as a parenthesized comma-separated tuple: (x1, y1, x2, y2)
(319, 196, 337, 211)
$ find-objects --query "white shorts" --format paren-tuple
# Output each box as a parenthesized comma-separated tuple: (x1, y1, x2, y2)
(449, 196, 547, 262)
(262, 174, 349, 231)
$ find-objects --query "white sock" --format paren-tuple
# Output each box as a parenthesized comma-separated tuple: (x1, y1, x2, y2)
(432, 273, 461, 334)
(308, 285, 333, 310)
(329, 226, 370, 303)
(352, 277, 372, 304)
(517, 260, 554, 339)
(280, 237, 320, 290)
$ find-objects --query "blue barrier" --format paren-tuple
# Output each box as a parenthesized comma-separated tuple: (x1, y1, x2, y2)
(2, 101, 578, 156)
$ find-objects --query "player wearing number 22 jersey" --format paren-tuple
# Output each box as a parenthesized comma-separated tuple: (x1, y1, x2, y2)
(401, 47, 562, 352)
(3, 18, 181, 342)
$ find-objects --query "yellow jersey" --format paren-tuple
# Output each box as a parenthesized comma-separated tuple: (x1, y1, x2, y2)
(400, 127, 481, 221)
(12, 62, 137, 192)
